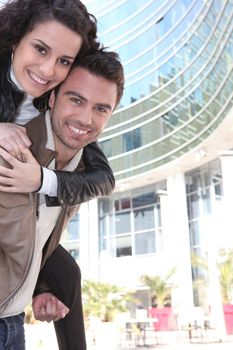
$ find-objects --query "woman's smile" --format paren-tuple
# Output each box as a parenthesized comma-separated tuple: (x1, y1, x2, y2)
(12, 20, 82, 97)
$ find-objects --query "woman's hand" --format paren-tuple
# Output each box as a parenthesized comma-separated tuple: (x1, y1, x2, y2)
(0, 123, 32, 160)
(0, 145, 42, 193)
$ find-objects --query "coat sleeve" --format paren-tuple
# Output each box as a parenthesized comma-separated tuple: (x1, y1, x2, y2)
(46, 141, 115, 206)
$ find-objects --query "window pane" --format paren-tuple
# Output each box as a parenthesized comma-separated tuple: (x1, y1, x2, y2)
(135, 232, 155, 255)
(123, 128, 142, 152)
(134, 206, 154, 231)
(99, 217, 107, 237)
(62, 241, 80, 261)
(67, 214, 80, 240)
(133, 192, 156, 208)
(190, 193, 200, 218)
(189, 220, 201, 247)
(115, 211, 131, 234)
(202, 188, 211, 215)
(121, 197, 131, 210)
(116, 235, 132, 257)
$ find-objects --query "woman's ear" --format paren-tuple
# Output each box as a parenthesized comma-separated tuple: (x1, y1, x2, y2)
(12, 44, 17, 51)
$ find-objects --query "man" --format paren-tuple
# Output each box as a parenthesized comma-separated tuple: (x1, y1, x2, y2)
(0, 48, 124, 349)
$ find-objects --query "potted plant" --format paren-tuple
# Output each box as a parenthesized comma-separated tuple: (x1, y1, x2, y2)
(82, 280, 134, 348)
(218, 249, 233, 334)
(82, 280, 133, 322)
(140, 269, 177, 331)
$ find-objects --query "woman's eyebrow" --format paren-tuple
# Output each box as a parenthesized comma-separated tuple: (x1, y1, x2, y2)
(34, 39, 50, 50)
(34, 39, 75, 59)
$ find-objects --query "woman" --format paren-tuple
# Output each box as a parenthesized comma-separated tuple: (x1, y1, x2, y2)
(0, 1, 114, 349)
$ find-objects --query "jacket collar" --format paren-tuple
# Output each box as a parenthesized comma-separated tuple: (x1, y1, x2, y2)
(0, 51, 25, 121)
(26, 114, 57, 167)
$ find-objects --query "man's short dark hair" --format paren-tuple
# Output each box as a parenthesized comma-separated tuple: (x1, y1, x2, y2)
(71, 48, 125, 107)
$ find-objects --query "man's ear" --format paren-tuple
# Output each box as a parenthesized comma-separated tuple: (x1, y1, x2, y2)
(49, 90, 56, 109)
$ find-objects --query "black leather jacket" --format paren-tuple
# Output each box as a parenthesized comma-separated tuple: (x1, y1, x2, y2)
(0, 52, 115, 205)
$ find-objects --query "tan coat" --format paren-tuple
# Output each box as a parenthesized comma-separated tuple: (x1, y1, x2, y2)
(0, 115, 82, 308)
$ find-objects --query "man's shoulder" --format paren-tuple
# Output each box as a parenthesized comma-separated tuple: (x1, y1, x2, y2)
(26, 114, 47, 152)
(26, 114, 46, 135)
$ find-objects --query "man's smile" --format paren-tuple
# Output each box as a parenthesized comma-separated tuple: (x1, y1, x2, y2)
(67, 123, 88, 135)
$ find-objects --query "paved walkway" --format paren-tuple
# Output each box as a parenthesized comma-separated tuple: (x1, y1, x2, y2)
(87, 329, 233, 350)
(25, 323, 233, 350)
(88, 339, 233, 350)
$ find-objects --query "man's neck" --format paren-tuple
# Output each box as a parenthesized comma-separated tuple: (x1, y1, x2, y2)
(45, 111, 83, 171)
(55, 150, 77, 170)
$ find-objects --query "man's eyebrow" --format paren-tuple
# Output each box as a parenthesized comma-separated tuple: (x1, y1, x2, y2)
(96, 103, 112, 111)
(35, 39, 75, 59)
(65, 91, 87, 101)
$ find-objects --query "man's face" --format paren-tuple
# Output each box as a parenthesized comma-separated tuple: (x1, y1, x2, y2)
(49, 67, 117, 156)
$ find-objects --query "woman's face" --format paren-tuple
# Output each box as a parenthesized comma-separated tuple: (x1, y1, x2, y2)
(12, 20, 83, 97)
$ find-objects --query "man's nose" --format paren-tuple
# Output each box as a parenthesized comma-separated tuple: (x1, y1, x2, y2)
(79, 107, 93, 125)
(39, 59, 56, 78)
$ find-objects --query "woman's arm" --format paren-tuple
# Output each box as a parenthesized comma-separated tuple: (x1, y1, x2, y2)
(0, 122, 31, 159)
(53, 141, 115, 205)
(0, 140, 115, 205)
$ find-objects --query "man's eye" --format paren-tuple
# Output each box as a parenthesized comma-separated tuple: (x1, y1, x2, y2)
(70, 98, 81, 105)
(96, 106, 107, 113)
(59, 58, 72, 66)
(35, 45, 47, 55)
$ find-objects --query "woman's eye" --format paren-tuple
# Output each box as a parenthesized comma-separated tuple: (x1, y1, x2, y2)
(59, 58, 72, 66)
(35, 45, 46, 55)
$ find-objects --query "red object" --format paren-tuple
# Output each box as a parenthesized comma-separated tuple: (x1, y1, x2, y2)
(148, 307, 178, 331)
(223, 304, 233, 335)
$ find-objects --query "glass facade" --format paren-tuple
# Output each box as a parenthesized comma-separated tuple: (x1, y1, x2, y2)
(84, 0, 233, 261)
(61, 214, 80, 260)
(185, 160, 223, 306)
(87, 0, 233, 181)
(99, 184, 164, 258)
(186, 160, 222, 255)
(81, 0, 233, 266)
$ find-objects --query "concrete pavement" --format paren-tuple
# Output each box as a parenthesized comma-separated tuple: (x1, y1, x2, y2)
(88, 339, 233, 350)
(25, 322, 233, 350)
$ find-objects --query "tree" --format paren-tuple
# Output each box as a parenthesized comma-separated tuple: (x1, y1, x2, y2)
(218, 250, 233, 304)
(82, 280, 134, 322)
(140, 268, 176, 308)
(191, 250, 233, 305)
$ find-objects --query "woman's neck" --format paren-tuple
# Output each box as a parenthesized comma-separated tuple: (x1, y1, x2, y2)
(10, 63, 24, 92)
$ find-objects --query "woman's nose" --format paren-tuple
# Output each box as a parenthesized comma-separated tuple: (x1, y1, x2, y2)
(38, 59, 56, 78)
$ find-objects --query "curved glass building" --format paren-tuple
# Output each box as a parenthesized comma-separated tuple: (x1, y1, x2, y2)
(64, 0, 233, 332)
(88, 0, 233, 182)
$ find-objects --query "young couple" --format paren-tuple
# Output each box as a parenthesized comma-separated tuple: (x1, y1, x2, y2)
(0, 0, 124, 349)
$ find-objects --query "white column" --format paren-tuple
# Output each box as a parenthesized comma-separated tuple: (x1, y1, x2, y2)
(161, 172, 194, 322)
(79, 199, 99, 280)
(220, 151, 233, 247)
(208, 151, 233, 339)
(207, 233, 226, 340)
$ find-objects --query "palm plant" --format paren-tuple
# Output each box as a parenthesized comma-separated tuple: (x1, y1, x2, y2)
(82, 280, 134, 322)
(140, 268, 176, 307)
(218, 250, 233, 303)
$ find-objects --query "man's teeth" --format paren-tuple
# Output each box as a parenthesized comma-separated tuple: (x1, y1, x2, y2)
(29, 72, 48, 85)
(69, 125, 88, 135)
